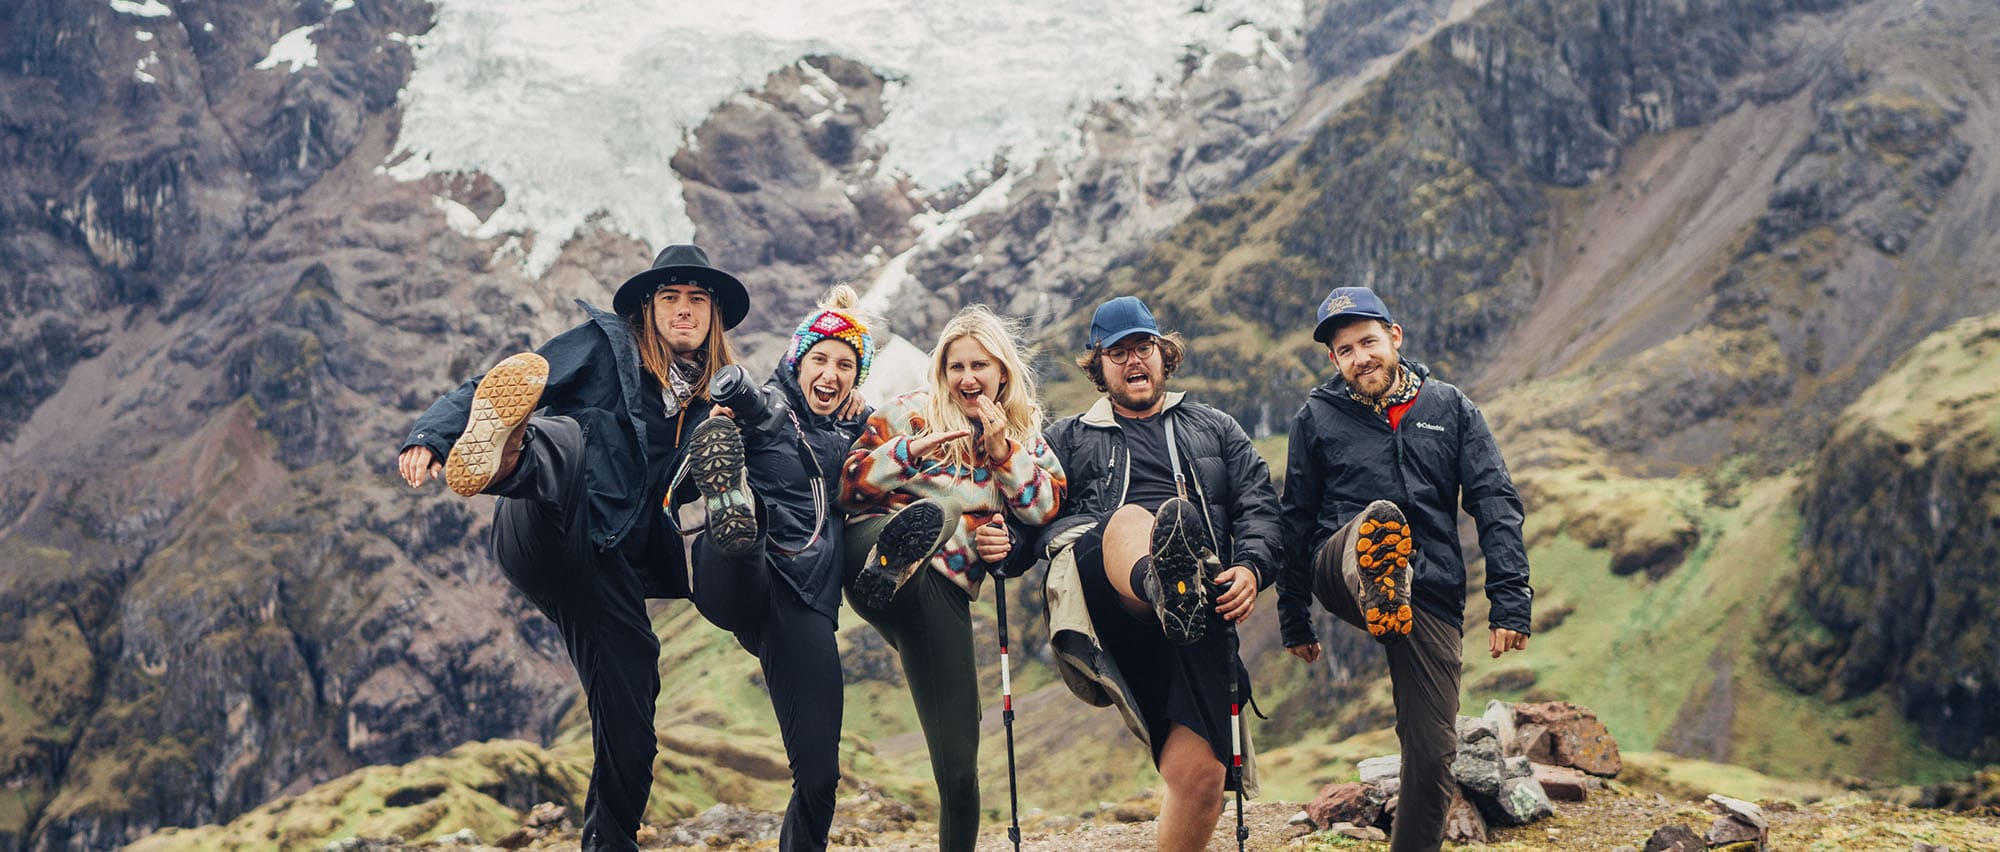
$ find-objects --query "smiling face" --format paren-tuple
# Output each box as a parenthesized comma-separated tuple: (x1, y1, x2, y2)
(651, 284, 714, 355)
(941, 336, 1006, 417)
(1327, 318, 1405, 400)
(1102, 333, 1166, 417)
(797, 338, 859, 416)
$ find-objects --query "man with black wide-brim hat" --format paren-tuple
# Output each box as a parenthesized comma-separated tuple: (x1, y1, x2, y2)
(396, 244, 748, 852)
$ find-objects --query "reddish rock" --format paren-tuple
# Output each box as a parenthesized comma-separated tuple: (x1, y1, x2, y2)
(1444, 783, 1488, 844)
(1514, 701, 1622, 776)
(1533, 762, 1592, 802)
(1306, 782, 1384, 830)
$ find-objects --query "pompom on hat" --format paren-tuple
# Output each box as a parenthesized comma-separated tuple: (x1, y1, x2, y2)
(784, 285, 875, 387)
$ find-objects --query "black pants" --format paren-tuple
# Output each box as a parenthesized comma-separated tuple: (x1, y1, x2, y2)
(693, 536, 844, 852)
(1311, 514, 1462, 852)
(489, 417, 663, 852)
(843, 515, 981, 852)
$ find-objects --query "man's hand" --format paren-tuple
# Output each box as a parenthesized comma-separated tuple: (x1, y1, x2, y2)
(1212, 565, 1257, 623)
(974, 516, 1012, 564)
(398, 446, 441, 488)
(1489, 628, 1529, 658)
(1286, 642, 1322, 663)
(838, 390, 868, 421)
(906, 428, 972, 458)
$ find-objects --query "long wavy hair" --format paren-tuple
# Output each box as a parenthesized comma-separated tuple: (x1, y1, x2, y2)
(916, 305, 1044, 471)
(630, 295, 734, 404)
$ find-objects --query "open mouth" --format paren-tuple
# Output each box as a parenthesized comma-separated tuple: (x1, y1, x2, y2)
(812, 382, 841, 405)
(958, 387, 984, 401)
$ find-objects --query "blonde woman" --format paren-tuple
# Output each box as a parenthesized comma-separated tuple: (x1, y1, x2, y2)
(838, 305, 1066, 852)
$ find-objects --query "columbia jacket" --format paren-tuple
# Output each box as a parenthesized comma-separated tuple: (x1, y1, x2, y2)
(737, 365, 870, 618)
(401, 300, 712, 597)
(1276, 361, 1532, 646)
(1038, 393, 1281, 588)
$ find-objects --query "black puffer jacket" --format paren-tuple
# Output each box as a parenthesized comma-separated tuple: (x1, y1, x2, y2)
(1276, 361, 1532, 646)
(402, 300, 712, 596)
(733, 365, 870, 618)
(1037, 393, 1281, 588)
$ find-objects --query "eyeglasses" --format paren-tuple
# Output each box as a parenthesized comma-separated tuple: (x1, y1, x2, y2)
(1102, 339, 1157, 364)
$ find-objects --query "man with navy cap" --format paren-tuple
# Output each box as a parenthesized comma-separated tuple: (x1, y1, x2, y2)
(1031, 295, 1281, 852)
(1277, 287, 1533, 852)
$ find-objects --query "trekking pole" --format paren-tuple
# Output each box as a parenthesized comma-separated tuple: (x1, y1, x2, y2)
(1222, 583, 1247, 852)
(994, 573, 1023, 851)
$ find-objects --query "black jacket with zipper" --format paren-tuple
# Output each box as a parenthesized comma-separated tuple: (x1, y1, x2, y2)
(732, 365, 870, 619)
(1276, 360, 1532, 646)
(1035, 392, 1281, 589)
(401, 300, 711, 598)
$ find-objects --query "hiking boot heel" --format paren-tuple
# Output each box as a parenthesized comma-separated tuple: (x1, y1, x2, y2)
(690, 415, 759, 556)
(445, 352, 548, 497)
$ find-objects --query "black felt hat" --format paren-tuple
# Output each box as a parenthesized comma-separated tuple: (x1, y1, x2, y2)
(613, 244, 749, 329)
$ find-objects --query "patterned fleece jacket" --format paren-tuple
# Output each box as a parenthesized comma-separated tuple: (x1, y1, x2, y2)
(839, 390, 1066, 595)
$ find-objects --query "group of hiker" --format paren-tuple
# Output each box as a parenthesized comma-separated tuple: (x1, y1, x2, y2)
(395, 244, 1535, 852)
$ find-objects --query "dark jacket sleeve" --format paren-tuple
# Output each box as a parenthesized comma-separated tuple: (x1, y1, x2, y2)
(1030, 420, 1096, 558)
(1277, 404, 1323, 648)
(400, 323, 605, 463)
(1458, 395, 1532, 634)
(1216, 411, 1281, 592)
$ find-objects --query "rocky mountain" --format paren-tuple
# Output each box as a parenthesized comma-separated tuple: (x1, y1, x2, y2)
(2, 0, 1998, 848)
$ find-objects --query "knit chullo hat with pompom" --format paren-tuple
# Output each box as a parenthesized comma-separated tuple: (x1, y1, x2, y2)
(783, 284, 875, 388)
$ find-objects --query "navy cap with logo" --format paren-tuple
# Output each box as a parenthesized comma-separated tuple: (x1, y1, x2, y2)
(1311, 286, 1395, 343)
(1087, 295, 1161, 350)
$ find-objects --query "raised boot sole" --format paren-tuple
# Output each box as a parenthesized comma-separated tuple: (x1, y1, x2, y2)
(689, 416, 759, 556)
(854, 500, 953, 610)
(444, 353, 547, 497)
(1352, 500, 1415, 643)
(1149, 498, 1211, 646)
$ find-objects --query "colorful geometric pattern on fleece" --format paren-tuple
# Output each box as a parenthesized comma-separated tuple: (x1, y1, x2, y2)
(838, 390, 1065, 594)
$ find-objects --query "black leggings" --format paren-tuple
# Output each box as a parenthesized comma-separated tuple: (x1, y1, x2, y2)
(843, 515, 981, 852)
(693, 537, 844, 852)
(489, 416, 663, 852)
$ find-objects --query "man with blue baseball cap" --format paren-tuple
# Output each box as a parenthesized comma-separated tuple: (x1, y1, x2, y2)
(1279, 286, 1534, 852)
(1026, 294, 1281, 852)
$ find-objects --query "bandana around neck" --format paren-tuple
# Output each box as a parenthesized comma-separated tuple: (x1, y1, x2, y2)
(1350, 362, 1420, 418)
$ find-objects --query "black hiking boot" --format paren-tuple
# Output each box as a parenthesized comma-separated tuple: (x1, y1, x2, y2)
(444, 352, 547, 497)
(689, 415, 760, 557)
(853, 499, 956, 610)
(1148, 498, 1214, 645)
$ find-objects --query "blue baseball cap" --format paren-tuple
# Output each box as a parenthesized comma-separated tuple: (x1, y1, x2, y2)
(1312, 287, 1395, 343)
(1087, 295, 1161, 349)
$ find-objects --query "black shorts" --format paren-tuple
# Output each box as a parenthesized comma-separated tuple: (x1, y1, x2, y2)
(1074, 519, 1250, 785)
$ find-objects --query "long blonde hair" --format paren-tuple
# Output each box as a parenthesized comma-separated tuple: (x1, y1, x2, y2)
(917, 305, 1044, 471)
(631, 297, 734, 403)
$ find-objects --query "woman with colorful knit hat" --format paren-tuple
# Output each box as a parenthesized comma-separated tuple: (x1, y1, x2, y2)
(683, 284, 875, 852)
(837, 305, 1067, 852)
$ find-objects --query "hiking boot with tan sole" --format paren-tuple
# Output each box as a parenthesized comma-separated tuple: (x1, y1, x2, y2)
(852, 499, 957, 610)
(1149, 497, 1214, 646)
(689, 415, 760, 556)
(1347, 499, 1415, 643)
(444, 352, 547, 497)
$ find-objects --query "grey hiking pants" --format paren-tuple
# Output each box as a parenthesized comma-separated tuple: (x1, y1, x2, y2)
(1312, 512, 1462, 852)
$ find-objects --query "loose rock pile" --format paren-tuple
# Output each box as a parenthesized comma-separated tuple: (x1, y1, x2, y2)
(1300, 700, 1620, 841)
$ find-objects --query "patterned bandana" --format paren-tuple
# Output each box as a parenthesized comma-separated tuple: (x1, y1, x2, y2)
(662, 354, 703, 414)
(1350, 362, 1420, 418)
(784, 308, 874, 388)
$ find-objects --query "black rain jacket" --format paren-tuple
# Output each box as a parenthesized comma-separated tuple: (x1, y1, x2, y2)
(1035, 393, 1281, 589)
(730, 365, 870, 618)
(1276, 360, 1532, 647)
(401, 300, 711, 598)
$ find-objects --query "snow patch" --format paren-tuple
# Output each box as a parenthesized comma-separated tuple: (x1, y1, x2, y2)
(135, 31, 155, 42)
(134, 51, 160, 84)
(256, 25, 320, 72)
(389, 0, 1304, 277)
(110, 0, 171, 18)
(858, 171, 1020, 316)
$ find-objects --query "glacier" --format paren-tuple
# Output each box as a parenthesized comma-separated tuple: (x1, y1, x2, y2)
(387, 0, 1304, 276)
